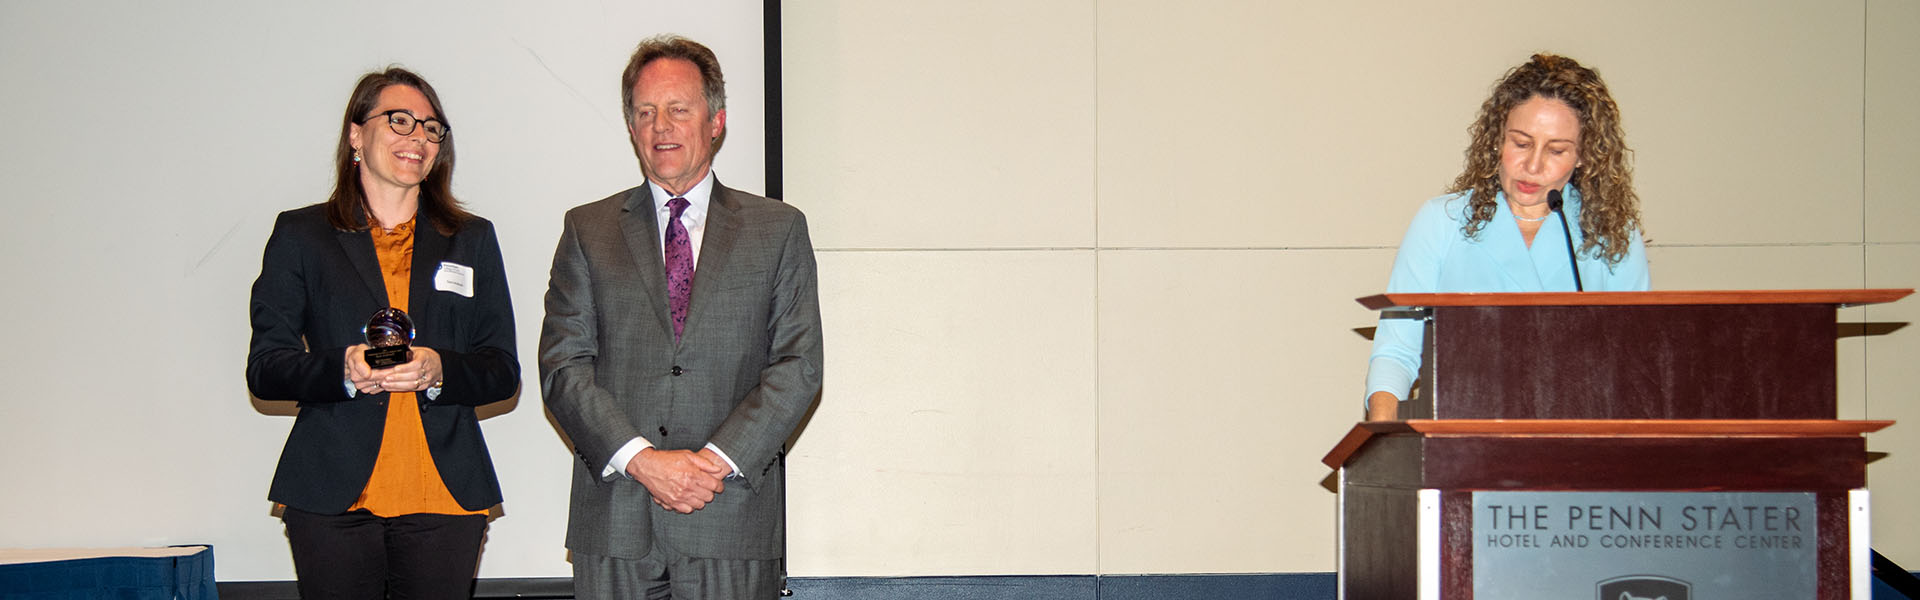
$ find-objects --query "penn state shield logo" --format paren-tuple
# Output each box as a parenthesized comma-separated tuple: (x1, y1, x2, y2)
(1597, 575, 1690, 600)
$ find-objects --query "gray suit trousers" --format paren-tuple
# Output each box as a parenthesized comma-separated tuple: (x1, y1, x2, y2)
(573, 545, 782, 600)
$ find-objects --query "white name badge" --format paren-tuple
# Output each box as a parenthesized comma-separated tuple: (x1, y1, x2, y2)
(434, 261, 475, 298)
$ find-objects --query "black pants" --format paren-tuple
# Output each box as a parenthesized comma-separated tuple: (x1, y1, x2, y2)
(283, 507, 488, 600)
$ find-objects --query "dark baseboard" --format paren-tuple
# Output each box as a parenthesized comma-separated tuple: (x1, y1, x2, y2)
(789, 575, 1094, 599)
(213, 581, 296, 600)
(218, 577, 574, 600)
(1099, 573, 1337, 600)
(474, 577, 574, 598)
(785, 573, 1338, 600)
(219, 573, 1334, 599)
(227, 570, 1920, 599)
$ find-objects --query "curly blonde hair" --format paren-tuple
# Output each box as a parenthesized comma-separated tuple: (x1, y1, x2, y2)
(1450, 53, 1641, 264)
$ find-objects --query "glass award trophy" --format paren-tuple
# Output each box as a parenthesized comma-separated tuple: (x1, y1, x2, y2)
(362, 307, 415, 369)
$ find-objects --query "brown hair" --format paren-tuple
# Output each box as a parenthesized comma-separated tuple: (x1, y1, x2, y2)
(1450, 53, 1641, 264)
(620, 34, 728, 152)
(325, 67, 470, 236)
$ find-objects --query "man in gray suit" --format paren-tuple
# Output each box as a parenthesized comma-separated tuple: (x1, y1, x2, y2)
(539, 34, 823, 599)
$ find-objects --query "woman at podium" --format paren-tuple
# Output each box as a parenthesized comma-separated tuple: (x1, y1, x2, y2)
(1364, 54, 1650, 421)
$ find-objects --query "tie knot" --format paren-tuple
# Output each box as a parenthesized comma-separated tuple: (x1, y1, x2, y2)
(668, 197, 689, 219)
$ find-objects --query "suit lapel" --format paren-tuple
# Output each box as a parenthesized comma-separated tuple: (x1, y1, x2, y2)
(337, 228, 388, 308)
(619, 187, 676, 339)
(695, 183, 744, 298)
(684, 185, 744, 340)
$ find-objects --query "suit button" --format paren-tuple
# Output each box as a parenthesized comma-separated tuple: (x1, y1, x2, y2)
(671, 366, 683, 376)
(659, 426, 669, 436)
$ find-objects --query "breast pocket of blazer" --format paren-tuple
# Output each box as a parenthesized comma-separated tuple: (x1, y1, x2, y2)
(426, 264, 483, 349)
(705, 269, 775, 319)
(715, 269, 774, 297)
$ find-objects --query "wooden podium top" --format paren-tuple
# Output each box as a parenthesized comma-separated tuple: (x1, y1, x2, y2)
(1354, 288, 1913, 420)
(1320, 419, 1894, 469)
(1356, 288, 1911, 310)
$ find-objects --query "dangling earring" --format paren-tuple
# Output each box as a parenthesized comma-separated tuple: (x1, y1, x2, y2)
(353, 151, 363, 164)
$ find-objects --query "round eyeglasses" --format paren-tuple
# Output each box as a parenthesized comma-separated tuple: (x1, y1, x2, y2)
(363, 109, 450, 143)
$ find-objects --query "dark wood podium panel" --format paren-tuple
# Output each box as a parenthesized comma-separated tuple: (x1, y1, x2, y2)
(1427, 303, 1834, 419)
(1341, 484, 1421, 599)
(1356, 289, 1913, 420)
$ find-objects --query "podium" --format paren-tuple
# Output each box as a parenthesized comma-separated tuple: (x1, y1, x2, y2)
(1325, 290, 1908, 599)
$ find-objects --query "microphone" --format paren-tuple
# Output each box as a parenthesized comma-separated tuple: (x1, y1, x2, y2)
(1548, 189, 1584, 292)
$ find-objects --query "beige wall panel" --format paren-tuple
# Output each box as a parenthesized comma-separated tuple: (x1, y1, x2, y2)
(788, 250, 1099, 576)
(1618, 3, 1863, 247)
(1867, 0, 1920, 243)
(1866, 244, 1920, 561)
(1097, 248, 1396, 573)
(1096, 1, 1862, 249)
(782, 1, 1097, 249)
(1095, 1, 1493, 249)
(1644, 245, 1865, 291)
(1645, 244, 1870, 415)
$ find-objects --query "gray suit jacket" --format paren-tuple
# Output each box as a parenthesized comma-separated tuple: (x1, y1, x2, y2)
(539, 182, 823, 560)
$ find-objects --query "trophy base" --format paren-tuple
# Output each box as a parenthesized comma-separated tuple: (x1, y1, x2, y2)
(365, 346, 413, 369)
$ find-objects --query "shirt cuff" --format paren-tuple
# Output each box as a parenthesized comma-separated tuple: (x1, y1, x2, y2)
(602, 437, 654, 481)
(703, 443, 742, 478)
(345, 380, 442, 401)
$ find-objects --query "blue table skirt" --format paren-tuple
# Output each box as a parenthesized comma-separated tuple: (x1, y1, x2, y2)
(0, 546, 215, 600)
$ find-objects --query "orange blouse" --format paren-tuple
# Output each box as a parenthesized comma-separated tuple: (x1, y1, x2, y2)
(349, 217, 485, 517)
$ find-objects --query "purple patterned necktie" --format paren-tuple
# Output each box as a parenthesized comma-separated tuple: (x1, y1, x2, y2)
(664, 197, 694, 340)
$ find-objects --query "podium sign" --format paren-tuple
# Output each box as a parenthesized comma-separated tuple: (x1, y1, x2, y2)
(1472, 491, 1818, 598)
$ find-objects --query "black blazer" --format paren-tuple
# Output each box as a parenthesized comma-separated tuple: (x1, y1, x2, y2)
(246, 204, 518, 514)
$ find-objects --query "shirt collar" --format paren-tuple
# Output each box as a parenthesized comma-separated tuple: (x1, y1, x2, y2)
(649, 171, 716, 223)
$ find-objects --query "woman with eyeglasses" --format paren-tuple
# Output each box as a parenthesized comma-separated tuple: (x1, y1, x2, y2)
(246, 67, 518, 599)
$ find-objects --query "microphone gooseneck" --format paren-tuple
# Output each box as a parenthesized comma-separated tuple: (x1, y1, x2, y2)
(1548, 189, 1584, 292)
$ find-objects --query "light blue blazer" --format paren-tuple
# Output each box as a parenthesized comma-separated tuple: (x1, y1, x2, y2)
(1364, 187, 1651, 404)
